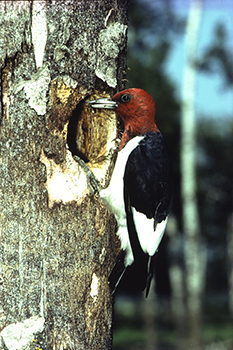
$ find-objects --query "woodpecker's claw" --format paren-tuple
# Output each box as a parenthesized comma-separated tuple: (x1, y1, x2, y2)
(86, 98, 118, 110)
(73, 155, 99, 196)
(112, 137, 121, 148)
(104, 138, 120, 161)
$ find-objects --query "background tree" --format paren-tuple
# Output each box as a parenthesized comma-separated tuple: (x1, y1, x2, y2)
(113, 1, 233, 349)
(180, 0, 205, 347)
(0, 1, 128, 349)
(197, 22, 233, 324)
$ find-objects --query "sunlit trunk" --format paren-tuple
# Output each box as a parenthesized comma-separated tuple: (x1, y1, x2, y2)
(180, 0, 206, 347)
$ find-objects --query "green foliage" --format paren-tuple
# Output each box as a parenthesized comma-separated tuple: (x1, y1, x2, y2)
(127, 0, 182, 130)
(118, 1, 233, 347)
(197, 23, 233, 86)
(197, 117, 233, 294)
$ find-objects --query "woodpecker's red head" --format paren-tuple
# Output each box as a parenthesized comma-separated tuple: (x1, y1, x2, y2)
(112, 88, 158, 134)
(87, 88, 159, 150)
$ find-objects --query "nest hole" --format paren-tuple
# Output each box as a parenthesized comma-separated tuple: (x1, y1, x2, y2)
(67, 99, 89, 163)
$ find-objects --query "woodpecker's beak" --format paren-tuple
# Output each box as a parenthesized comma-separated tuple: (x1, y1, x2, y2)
(86, 98, 118, 110)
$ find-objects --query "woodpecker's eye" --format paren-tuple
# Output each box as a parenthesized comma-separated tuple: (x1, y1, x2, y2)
(120, 94, 131, 103)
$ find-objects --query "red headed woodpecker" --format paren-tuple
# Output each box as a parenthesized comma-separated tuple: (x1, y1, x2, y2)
(86, 88, 173, 296)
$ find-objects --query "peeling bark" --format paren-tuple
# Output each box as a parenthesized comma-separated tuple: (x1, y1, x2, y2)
(0, 1, 128, 349)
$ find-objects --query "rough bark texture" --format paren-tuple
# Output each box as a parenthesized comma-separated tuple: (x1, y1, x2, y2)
(0, 1, 128, 349)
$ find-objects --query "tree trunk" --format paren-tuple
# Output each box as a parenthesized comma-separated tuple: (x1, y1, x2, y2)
(0, 1, 128, 349)
(143, 280, 158, 350)
(227, 212, 233, 319)
(166, 216, 186, 349)
(180, 0, 206, 347)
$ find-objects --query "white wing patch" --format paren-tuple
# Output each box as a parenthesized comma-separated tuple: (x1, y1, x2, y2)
(100, 136, 145, 267)
(132, 207, 168, 256)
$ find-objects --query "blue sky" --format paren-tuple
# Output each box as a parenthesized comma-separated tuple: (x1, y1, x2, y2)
(165, 0, 233, 118)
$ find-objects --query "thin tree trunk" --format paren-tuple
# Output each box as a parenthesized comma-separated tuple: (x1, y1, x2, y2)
(227, 212, 233, 319)
(143, 280, 158, 350)
(0, 1, 128, 349)
(166, 216, 186, 349)
(180, 0, 206, 347)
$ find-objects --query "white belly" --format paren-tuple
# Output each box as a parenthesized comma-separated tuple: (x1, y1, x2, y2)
(99, 136, 144, 266)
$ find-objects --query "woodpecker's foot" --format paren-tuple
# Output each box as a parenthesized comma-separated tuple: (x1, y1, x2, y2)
(105, 138, 120, 161)
(113, 137, 121, 148)
(111, 137, 120, 154)
(73, 155, 99, 195)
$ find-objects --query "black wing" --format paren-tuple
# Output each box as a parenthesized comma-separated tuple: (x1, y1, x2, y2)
(124, 132, 173, 222)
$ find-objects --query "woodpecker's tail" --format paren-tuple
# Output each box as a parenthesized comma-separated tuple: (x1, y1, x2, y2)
(145, 255, 156, 297)
(108, 250, 127, 295)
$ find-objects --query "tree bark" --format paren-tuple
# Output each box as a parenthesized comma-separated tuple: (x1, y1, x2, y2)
(0, 1, 128, 349)
(180, 0, 206, 347)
